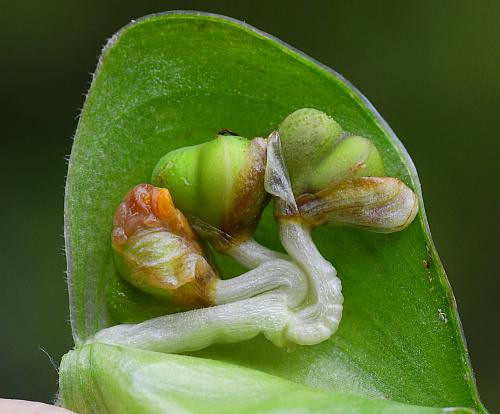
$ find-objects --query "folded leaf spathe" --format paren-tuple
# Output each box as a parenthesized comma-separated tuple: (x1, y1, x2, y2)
(63, 11, 485, 413)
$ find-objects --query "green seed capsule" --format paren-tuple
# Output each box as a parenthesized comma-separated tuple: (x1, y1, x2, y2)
(274, 109, 417, 232)
(151, 145, 201, 220)
(152, 134, 269, 248)
(278, 108, 343, 194)
(309, 136, 385, 193)
(278, 108, 385, 195)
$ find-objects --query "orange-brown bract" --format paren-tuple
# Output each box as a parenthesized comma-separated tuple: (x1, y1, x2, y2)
(112, 184, 198, 248)
(111, 184, 219, 311)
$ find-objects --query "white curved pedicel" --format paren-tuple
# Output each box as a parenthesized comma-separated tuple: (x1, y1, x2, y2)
(215, 259, 307, 308)
(93, 236, 337, 351)
(265, 131, 344, 344)
(92, 293, 292, 352)
(226, 237, 288, 269)
(279, 220, 343, 344)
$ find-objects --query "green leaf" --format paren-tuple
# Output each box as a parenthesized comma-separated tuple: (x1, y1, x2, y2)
(64, 11, 486, 413)
(60, 343, 473, 414)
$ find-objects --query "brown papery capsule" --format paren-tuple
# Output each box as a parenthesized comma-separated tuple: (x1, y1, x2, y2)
(297, 177, 419, 233)
(112, 184, 219, 310)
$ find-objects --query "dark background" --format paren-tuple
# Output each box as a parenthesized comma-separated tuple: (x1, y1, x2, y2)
(1, 0, 498, 411)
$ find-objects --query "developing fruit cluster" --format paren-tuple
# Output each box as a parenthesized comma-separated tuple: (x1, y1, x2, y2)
(91, 108, 418, 353)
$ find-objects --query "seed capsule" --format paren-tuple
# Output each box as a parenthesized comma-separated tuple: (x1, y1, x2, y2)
(276, 109, 417, 231)
(308, 135, 384, 192)
(152, 135, 269, 249)
(297, 176, 419, 232)
(278, 108, 385, 195)
(278, 108, 343, 195)
(111, 184, 219, 311)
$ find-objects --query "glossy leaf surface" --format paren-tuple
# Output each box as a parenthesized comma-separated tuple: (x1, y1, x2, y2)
(64, 11, 485, 412)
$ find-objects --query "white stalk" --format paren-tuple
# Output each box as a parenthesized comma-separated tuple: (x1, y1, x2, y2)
(225, 237, 288, 269)
(264, 131, 344, 344)
(91, 292, 293, 352)
(92, 238, 321, 351)
(214, 258, 307, 308)
(278, 220, 343, 344)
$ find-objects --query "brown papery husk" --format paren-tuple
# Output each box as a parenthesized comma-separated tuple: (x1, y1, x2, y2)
(297, 176, 418, 233)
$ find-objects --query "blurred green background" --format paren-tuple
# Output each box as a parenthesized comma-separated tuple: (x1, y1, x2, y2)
(1, 0, 498, 411)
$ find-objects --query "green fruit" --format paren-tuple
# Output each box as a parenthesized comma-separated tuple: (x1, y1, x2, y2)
(278, 108, 343, 194)
(278, 108, 385, 195)
(151, 145, 201, 220)
(197, 135, 252, 227)
(309, 136, 385, 193)
(152, 135, 269, 246)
